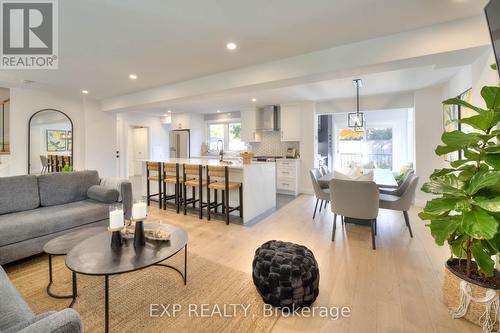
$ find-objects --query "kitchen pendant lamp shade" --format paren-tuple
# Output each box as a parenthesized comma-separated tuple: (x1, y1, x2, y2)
(348, 79, 365, 130)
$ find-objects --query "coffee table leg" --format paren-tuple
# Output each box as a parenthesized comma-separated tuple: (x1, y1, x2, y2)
(46, 254, 74, 303)
(184, 244, 187, 285)
(69, 272, 77, 308)
(105, 275, 109, 333)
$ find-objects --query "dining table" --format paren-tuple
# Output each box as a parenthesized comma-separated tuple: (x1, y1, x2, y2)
(318, 168, 399, 188)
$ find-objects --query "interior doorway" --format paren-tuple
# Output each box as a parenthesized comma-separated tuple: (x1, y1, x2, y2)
(128, 126, 150, 177)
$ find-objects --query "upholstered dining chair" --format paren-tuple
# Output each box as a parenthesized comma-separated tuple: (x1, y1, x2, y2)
(379, 175, 419, 238)
(310, 169, 330, 219)
(379, 169, 414, 196)
(330, 179, 379, 249)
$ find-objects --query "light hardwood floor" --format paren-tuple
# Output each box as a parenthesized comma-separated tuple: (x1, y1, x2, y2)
(147, 194, 479, 333)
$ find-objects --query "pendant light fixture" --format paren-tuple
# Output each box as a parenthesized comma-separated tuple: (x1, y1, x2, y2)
(348, 79, 365, 131)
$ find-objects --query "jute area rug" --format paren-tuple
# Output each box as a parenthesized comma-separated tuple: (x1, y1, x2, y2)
(5, 252, 277, 332)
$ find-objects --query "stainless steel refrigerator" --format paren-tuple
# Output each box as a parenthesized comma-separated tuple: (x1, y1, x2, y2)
(169, 130, 190, 158)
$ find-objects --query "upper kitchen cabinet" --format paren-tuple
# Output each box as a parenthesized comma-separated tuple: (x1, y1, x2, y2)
(171, 113, 191, 130)
(280, 103, 301, 141)
(240, 107, 260, 142)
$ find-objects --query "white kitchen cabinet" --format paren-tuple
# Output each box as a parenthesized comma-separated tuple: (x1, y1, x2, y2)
(276, 159, 300, 195)
(240, 107, 260, 142)
(171, 113, 191, 130)
(280, 103, 301, 141)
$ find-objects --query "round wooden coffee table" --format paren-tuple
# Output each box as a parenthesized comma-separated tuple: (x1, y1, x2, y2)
(65, 223, 188, 333)
(43, 226, 107, 307)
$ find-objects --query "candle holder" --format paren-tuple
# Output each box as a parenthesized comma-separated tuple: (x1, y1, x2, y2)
(108, 226, 123, 251)
(131, 218, 145, 248)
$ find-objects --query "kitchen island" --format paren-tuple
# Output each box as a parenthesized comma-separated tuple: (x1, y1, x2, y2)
(141, 158, 276, 223)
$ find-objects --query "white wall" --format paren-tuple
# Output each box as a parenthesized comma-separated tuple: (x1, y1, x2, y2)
(84, 99, 117, 177)
(117, 112, 170, 178)
(316, 91, 414, 114)
(300, 102, 316, 194)
(413, 84, 447, 206)
(4, 88, 85, 176)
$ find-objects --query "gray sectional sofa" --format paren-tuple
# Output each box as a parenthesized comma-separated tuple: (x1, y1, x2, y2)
(0, 170, 132, 265)
(0, 265, 82, 332)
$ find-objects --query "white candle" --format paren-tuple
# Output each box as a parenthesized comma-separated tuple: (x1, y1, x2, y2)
(109, 209, 124, 229)
(132, 202, 147, 220)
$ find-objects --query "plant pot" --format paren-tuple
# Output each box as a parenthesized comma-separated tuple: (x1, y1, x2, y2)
(443, 259, 500, 330)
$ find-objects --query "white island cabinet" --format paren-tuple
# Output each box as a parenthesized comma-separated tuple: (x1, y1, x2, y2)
(141, 158, 276, 223)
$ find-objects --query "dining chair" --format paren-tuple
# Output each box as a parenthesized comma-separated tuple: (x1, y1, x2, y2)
(319, 165, 328, 176)
(379, 169, 414, 195)
(330, 179, 379, 249)
(310, 169, 330, 219)
(40, 155, 49, 174)
(379, 175, 419, 238)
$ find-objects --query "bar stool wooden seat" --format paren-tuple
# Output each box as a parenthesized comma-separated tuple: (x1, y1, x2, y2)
(162, 163, 182, 213)
(206, 166, 243, 225)
(182, 164, 208, 219)
(146, 161, 162, 209)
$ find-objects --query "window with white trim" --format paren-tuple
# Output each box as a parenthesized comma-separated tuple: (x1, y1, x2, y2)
(207, 122, 245, 151)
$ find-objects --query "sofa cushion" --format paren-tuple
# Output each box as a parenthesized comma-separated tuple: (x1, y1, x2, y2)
(87, 185, 119, 204)
(0, 200, 109, 247)
(0, 176, 39, 215)
(0, 266, 34, 331)
(38, 171, 100, 207)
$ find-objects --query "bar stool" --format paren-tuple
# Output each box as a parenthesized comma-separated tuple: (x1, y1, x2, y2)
(162, 163, 182, 213)
(183, 164, 207, 219)
(146, 161, 162, 209)
(206, 166, 243, 225)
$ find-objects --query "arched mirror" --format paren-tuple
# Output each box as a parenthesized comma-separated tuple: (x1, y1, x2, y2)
(28, 109, 73, 174)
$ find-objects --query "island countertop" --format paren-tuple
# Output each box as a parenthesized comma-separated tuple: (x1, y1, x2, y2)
(139, 158, 276, 223)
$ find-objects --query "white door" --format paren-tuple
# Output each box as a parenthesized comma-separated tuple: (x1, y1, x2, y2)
(132, 127, 149, 176)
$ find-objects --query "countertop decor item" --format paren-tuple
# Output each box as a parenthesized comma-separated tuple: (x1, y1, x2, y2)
(240, 151, 254, 164)
(418, 67, 500, 331)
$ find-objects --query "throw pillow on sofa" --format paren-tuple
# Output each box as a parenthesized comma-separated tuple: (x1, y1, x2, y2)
(87, 185, 119, 204)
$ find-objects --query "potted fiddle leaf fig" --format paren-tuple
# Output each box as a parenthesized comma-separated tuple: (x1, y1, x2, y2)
(419, 80, 500, 329)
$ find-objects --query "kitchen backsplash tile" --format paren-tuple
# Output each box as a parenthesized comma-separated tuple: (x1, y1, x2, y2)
(248, 131, 299, 156)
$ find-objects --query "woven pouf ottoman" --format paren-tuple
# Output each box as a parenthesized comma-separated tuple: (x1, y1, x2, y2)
(252, 240, 319, 308)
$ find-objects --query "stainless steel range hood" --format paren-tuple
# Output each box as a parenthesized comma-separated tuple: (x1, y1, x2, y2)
(256, 105, 280, 132)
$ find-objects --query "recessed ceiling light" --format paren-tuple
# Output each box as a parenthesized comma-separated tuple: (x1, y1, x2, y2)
(217, 110, 221, 113)
(129, 74, 137, 80)
(251, 98, 257, 102)
(226, 42, 237, 50)
(81, 90, 89, 95)
(167, 110, 171, 113)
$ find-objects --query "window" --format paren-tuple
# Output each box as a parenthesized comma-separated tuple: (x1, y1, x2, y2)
(208, 124, 225, 151)
(336, 127, 393, 169)
(207, 122, 245, 151)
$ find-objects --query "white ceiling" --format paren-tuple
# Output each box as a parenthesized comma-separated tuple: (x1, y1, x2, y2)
(125, 46, 490, 116)
(0, 0, 488, 99)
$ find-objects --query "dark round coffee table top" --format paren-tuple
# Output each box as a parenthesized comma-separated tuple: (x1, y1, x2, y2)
(43, 226, 108, 256)
(65, 223, 188, 276)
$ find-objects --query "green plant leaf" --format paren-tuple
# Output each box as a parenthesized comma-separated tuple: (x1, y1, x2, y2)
(463, 149, 481, 160)
(486, 233, 500, 253)
(466, 170, 500, 195)
(443, 98, 486, 114)
(450, 235, 467, 258)
(462, 207, 498, 239)
(441, 131, 480, 147)
(423, 197, 465, 215)
(492, 63, 498, 71)
(474, 197, 500, 212)
(460, 110, 497, 132)
(485, 154, 500, 170)
(436, 145, 460, 156)
(450, 159, 469, 168)
(421, 175, 464, 196)
(430, 168, 456, 178)
(485, 146, 500, 154)
(428, 218, 461, 245)
(471, 242, 495, 277)
(481, 86, 500, 110)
